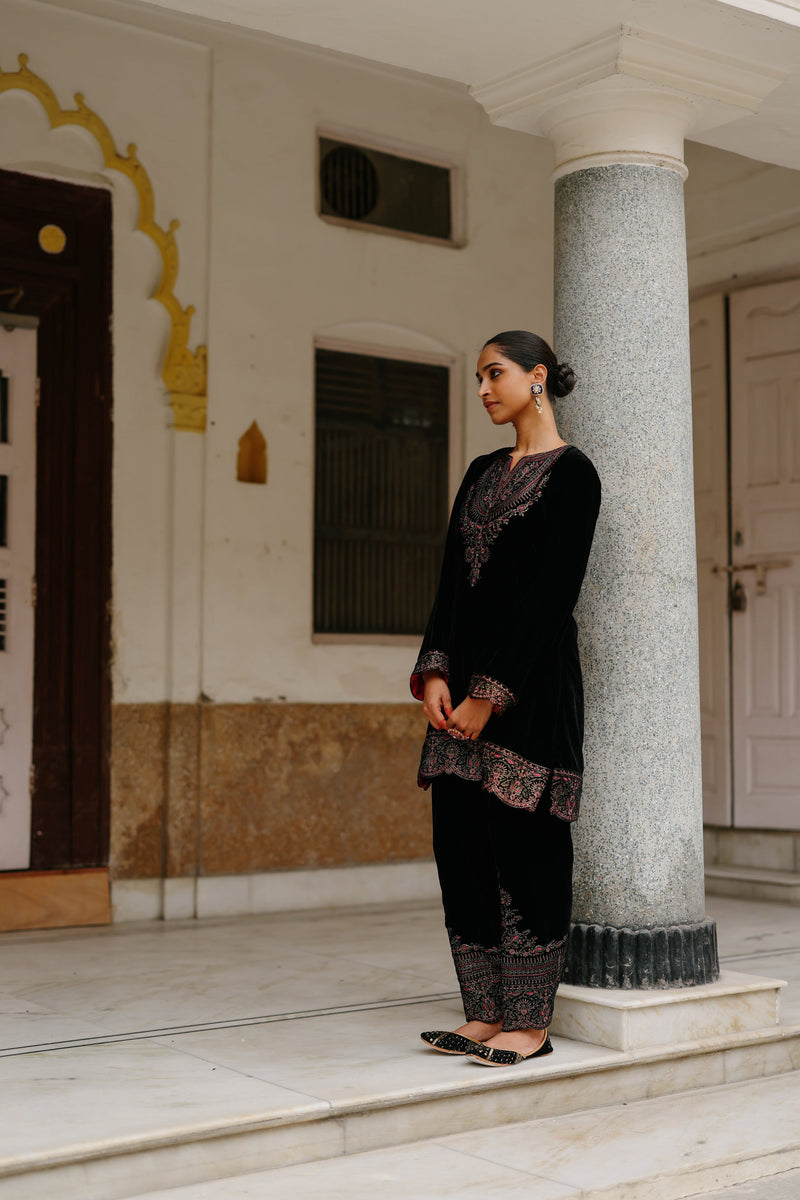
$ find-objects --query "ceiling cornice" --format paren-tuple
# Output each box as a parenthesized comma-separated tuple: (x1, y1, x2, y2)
(471, 24, 788, 130)
(618, 25, 787, 110)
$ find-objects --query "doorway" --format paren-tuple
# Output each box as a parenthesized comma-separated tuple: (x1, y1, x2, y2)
(0, 168, 112, 920)
(692, 276, 800, 830)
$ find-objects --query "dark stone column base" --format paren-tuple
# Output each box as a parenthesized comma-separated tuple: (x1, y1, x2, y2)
(563, 918, 719, 989)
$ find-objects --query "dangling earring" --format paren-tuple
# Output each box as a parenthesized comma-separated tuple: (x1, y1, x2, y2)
(530, 383, 543, 414)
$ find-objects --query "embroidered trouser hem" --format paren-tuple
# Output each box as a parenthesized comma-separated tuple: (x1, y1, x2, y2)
(432, 772, 573, 1032)
(448, 936, 568, 1029)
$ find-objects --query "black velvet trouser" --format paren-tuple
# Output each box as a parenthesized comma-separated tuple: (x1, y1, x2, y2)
(431, 773, 574, 1031)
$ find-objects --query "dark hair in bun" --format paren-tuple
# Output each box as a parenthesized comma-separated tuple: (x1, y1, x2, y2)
(483, 330, 577, 398)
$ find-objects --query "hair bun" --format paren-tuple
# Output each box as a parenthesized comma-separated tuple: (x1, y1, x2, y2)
(553, 362, 576, 398)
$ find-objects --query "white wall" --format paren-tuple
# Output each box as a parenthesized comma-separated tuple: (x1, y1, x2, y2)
(0, 0, 556, 706)
(685, 140, 800, 288)
(202, 30, 556, 704)
(6, 3, 795, 714)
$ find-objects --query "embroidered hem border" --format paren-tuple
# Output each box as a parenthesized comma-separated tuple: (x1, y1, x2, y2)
(447, 932, 502, 1024)
(500, 939, 567, 1029)
(410, 649, 450, 701)
(468, 673, 516, 716)
(418, 728, 582, 821)
(448, 924, 568, 1030)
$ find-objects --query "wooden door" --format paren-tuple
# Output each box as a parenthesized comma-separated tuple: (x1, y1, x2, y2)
(690, 294, 732, 825)
(729, 278, 800, 829)
(0, 325, 38, 869)
(0, 167, 112, 874)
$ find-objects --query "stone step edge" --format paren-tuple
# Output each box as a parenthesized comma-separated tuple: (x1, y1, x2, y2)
(583, 1142, 800, 1200)
(706, 865, 800, 884)
(130, 1096, 800, 1200)
(136, 1110, 800, 1200)
(1, 1022, 799, 1198)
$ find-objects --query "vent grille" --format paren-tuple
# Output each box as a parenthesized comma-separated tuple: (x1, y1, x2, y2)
(315, 349, 448, 635)
(321, 146, 379, 221)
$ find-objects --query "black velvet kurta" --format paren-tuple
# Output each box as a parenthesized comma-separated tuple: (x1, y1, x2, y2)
(411, 444, 601, 822)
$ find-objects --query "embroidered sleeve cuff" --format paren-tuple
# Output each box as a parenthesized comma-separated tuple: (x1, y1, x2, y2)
(468, 674, 517, 715)
(410, 650, 450, 701)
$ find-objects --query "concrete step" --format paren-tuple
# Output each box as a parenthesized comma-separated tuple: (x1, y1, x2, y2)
(2, 897, 797, 1200)
(706, 865, 800, 905)
(128, 1071, 800, 1200)
(2, 1015, 799, 1200)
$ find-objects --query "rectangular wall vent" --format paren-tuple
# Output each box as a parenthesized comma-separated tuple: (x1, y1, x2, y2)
(318, 136, 455, 243)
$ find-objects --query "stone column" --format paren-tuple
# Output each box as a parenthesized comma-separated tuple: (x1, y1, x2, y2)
(548, 94, 717, 987)
(470, 29, 792, 989)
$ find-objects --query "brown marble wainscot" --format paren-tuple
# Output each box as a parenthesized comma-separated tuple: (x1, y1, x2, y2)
(109, 701, 431, 880)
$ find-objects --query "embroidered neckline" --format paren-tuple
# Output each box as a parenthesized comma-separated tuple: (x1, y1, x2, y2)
(506, 444, 570, 473)
(460, 445, 568, 586)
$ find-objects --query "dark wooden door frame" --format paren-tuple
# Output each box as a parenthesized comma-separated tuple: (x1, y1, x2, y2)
(0, 167, 112, 870)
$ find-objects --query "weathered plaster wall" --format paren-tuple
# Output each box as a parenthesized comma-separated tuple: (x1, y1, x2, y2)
(201, 30, 556, 705)
(0, 0, 556, 713)
(4, 0, 800, 887)
(0, 0, 556, 879)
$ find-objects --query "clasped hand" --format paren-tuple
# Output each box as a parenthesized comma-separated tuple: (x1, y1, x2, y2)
(421, 672, 493, 742)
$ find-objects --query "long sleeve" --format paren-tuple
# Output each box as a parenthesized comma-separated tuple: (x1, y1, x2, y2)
(468, 451, 601, 709)
(410, 456, 489, 700)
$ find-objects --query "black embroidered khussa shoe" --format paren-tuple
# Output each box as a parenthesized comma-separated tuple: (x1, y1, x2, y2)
(420, 1030, 483, 1055)
(467, 1033, 553, 1066)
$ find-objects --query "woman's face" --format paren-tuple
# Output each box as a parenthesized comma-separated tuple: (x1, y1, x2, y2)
(476, 345, 547, 425)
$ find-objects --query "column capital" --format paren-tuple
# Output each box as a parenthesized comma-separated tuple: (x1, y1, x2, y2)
(470, 24, 789, 178)
(540, 80, 695, 180)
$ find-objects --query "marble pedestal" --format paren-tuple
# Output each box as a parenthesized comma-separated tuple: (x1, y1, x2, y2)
(552, 972, 786, 1052)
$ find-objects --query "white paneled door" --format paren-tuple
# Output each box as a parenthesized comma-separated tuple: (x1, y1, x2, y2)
(729, 279, 800, 829)
(0, 326, 37, 869)
(691, 294, 732, 826)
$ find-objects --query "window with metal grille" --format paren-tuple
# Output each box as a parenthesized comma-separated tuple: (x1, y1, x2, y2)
(318, 136, 455, 243)
(314, 348, 449, 636)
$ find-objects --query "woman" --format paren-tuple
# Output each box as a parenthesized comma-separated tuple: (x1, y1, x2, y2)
(410, 330, 600, 1067)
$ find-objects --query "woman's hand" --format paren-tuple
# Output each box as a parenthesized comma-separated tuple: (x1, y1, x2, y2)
(446, 697, 493, 741)
(422, 671, 453, 730)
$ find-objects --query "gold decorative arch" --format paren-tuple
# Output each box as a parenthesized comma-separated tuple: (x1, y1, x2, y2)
(0, 54, 207, 431)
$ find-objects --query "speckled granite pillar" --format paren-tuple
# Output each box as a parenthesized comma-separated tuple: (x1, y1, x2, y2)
(553, 164, 718, 988)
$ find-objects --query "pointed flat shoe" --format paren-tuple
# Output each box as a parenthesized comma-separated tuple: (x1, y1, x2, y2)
(420, 1030, 483, 1055)
(467, 1033, 553, 1066)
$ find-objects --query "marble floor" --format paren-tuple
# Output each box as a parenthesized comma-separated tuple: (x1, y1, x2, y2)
(1, 894, 799, 1198)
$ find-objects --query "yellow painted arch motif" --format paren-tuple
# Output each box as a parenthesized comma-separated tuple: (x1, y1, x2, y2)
(0, 54, 207, 431)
